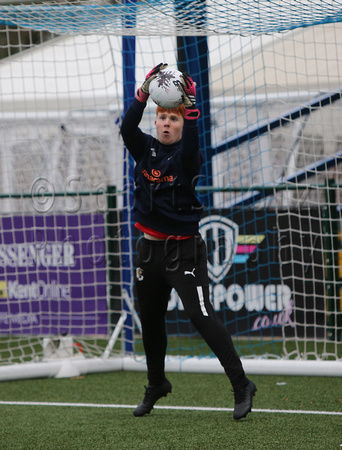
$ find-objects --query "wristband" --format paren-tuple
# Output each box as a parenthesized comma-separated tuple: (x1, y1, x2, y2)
(135, 87, 149, 103)
(184, 108, 200, 120)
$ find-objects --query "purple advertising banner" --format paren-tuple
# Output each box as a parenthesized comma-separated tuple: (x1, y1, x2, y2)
(0, 214, 108, 336)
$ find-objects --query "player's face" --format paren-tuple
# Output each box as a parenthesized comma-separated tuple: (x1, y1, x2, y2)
(155, 111, 184, 145)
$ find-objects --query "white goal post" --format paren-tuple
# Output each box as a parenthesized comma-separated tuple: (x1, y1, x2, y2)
(0, 0, 342, 380)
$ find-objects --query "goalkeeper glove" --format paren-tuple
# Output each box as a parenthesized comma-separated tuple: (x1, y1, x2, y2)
(135, 62, 168, 103)
(180, 72, 200, 120)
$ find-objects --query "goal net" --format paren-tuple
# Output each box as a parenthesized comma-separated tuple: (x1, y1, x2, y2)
(0, 0, 342, 380)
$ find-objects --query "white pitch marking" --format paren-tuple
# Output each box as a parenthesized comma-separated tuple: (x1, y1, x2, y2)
(0, 401, 341, 416)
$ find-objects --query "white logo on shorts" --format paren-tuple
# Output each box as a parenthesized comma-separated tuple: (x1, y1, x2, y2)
(184, 268, 196, 277)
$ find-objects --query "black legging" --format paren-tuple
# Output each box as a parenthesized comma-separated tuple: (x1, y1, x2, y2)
(135, 235, 245, 387)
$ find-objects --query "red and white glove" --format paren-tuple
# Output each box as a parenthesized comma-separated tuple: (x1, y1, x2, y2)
(180, 72, 200, 120)
(135, 62, 168, 103)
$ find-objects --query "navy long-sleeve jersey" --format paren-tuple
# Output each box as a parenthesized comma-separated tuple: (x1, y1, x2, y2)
(120, 99, 204, 236)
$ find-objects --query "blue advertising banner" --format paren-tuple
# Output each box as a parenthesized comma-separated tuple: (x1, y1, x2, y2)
(166, 208, 325, 338)
(0, 214, 108, 335)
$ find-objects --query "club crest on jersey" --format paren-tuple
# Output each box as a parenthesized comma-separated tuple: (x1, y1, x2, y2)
(150, 147, 156, 157)
(136, 267, 144, 281)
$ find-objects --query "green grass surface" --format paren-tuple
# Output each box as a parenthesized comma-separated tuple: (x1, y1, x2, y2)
(0, 371, 341, 449)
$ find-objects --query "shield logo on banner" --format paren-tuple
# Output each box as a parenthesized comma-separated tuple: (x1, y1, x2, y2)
(199, 215, 239, 283)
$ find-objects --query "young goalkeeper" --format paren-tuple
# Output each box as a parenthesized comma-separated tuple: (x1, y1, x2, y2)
(120, 63, 257, 420)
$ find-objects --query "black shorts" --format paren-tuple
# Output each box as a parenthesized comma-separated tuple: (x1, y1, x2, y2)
(135, 235, 213, 321)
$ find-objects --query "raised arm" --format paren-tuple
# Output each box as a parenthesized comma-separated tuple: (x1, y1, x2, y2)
(121, 63, 168, 160)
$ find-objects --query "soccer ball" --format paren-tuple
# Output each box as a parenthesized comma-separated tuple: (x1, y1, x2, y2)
(149, 68, 184, 109)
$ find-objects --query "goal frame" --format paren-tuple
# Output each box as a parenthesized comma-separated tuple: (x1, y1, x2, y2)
(0, 1, 342, 380)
